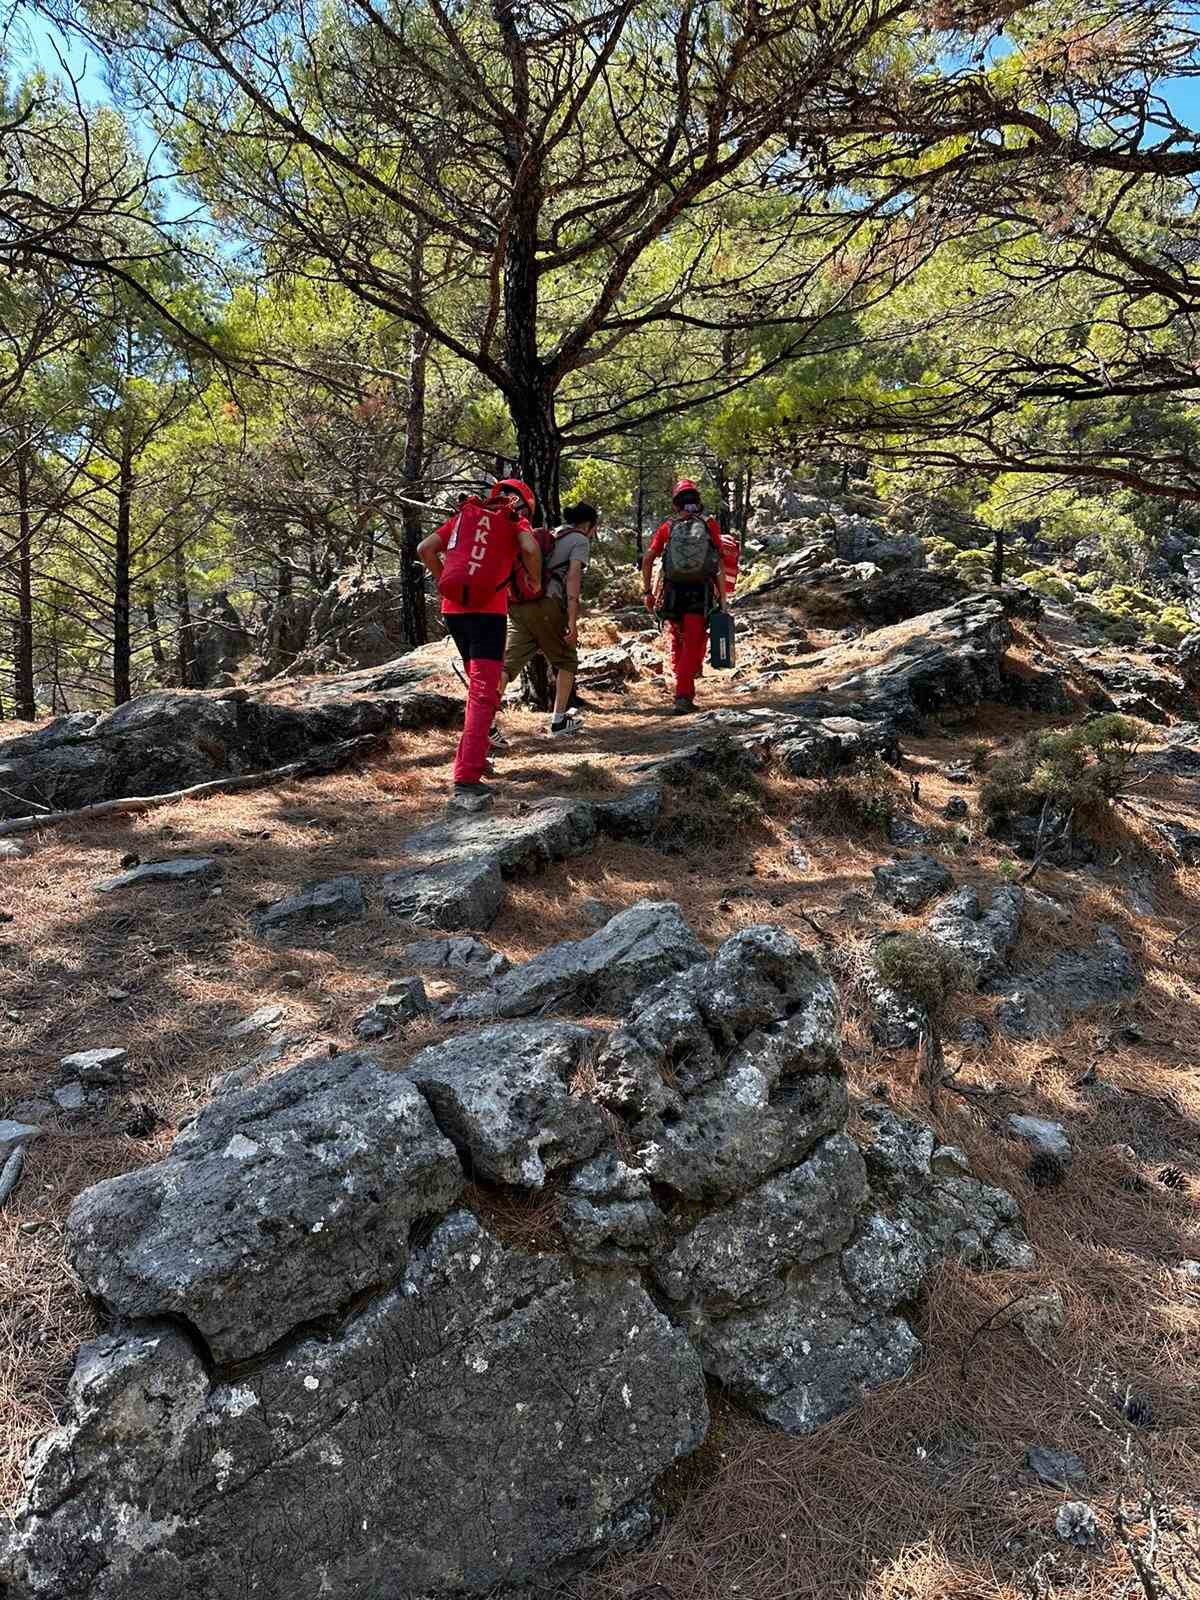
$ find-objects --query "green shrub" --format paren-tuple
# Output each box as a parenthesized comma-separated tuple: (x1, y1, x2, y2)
(951, 547, 992, 584)
(980, 714, 1141, 822)
(657, 736, 766, 852)
(1075, 571, 1102, 593)
(1152, 605, 1192, 645)
(923, 536, 958, 569)
(872, 934, 969, 1018)
(1019, 568, 1076, 606)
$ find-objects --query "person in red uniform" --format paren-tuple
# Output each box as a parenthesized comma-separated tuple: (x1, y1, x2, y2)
(642, 479, 726, 713)
(418, 479, 541, 803)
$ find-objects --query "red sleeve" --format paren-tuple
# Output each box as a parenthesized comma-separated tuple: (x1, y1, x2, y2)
(433, 514, 457, 547)
(708, 517, 722, 545)
(649, 520, 672, 556)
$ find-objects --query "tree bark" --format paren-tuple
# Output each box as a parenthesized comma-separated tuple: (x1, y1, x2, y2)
(401, 237, 431, 650)
(14, 440, 36, 720)
(991, 525, 1005, 587)
(144, 588, 166, 669)
(174, 543, 195, 688)
(113, 430, 133, 705)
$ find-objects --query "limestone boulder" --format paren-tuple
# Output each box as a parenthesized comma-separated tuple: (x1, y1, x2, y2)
(65, 1052, 464, 1362)
(1, 1213, 708, 1600)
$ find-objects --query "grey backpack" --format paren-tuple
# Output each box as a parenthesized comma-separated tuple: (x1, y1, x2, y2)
(663, 514, 719, 584)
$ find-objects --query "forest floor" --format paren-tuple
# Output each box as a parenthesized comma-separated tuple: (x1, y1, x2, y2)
(2, 605, 1199, 1599)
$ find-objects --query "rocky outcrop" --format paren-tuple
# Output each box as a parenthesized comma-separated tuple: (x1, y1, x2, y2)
(65, 1053, 464, 1362)
(290, 571, 414, 675)
(1, 926, 1032, 1600)
(382, 791, 662, 931)
(927, 885, 1024, 981)
(442, 900, 706, 1021)
(873, 854, 953, 912)
(190, 592, 252, 688)
(4, 1215, 706, 1600)
(0, 657, 459, 819)
(989, 924, 1140, 1039)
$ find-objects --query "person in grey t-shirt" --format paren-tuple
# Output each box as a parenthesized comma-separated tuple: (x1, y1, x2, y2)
(498, 502, 597, 737)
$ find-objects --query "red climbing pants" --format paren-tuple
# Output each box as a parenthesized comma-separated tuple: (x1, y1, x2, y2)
(444, 613, 506, 785)
(667, 612, 708, 700)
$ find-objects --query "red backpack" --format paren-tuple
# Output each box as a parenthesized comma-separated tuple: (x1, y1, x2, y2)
(511, 526, 559, 604)
(437, 496, 521, 609)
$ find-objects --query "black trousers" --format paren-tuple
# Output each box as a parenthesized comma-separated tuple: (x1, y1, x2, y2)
(444, 611, 507, 663)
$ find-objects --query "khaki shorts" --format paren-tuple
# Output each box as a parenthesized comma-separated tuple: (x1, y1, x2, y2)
(504, 596, 577, 678)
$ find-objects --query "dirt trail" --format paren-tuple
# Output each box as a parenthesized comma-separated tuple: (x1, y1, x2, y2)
(2, 606, 1199, 1598)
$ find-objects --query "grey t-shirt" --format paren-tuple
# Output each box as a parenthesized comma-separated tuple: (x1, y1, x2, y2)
(546, 527, 591, 601)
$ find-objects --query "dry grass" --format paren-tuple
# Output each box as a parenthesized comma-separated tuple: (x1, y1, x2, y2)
(3, 610, 1200, 1597)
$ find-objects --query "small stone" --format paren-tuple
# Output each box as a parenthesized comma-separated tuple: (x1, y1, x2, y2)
(1007, 1114, 1072, 1167)
(579, 898, 614, 928)
(98, 857, 219, 892)
(1177, 1258, 1200, 1281)
(252, 876, 367, 941)
(0, 838, 29, 859)
(1007, 1287, 1065, 1354)
(943, 797, 969, 820)
(119, 851, 140, 868)
(19, 1220, 41, 1236)
(59, 1047, 128, 1084)
(53, 1083, 86, 1112)
(104, 987, 129, 1002)
(1054, 1501, 1099, 1549)
(872, 854, 953, 913)
(1026, 1446, 1087, 1488)
(279, 970, 306, 990)
(225, 1004, 285, 1041)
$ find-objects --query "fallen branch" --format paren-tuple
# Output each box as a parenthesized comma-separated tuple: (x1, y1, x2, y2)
(1019, 803, 1075, 883)
(0, 1147, 24, 1209)
(0, 733, 388, 837)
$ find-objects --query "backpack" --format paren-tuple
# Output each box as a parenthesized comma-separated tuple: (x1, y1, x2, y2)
(511, 526, 559, 604)
(437, 496, 520, 609)
(663, 514, 719, 585)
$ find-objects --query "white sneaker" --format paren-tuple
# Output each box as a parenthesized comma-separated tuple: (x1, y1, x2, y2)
(548, 713, 583, 737)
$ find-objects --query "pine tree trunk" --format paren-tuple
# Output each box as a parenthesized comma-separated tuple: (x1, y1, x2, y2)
(113, 435, 133, 706)
(174, 544, 195, 688)
(401, 240, 430, 650)
(991, 527, 1005, 587)
(144, 589, 166, 669)
(14, 441, 36, 720)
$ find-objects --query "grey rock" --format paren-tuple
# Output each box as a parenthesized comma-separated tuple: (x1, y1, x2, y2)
(943, 797, 969, 820)
(873, 854, 953, 913)
(1154, 819, 1200, 866)
(867, 975, 926, 1050)
(190, 591, 251, 687)
(594, 784, 662, 838)
(382, 799, 598, 931)
(992, 925, 1140, 1039)
(957, 1018, 992, 1046)
(404, 1021, 608, 1188)
(0, 659, 457, 821)
(0, 1120, 41, 1164)
(225, 1004, 284, 1041)
(1055, 1501, 1100, 1549)
(1007, 1114, 1073, 1166)
(0, 838, 30, 858)
(579, 897, 615, 927)
(354, 977, 430, 1040)
(927, 885, 1024, 981)
(693, 1258, 922, 1436)
(1084, 661, 1184, 723)
(65, 1052, 464, 1362)
(0, 1213, 708, 1600)
(841, 1213, 930, 1310)
(96, 857, 218, 892)
(888, 815, 930, 848)
(1026, 1446, 1087, 1488)
(863, 1105, 1034, 1270)
(252, 875, 366, 941)
(59, 1047, 128, 1083)
(652, 1133, 866, 1308)
(443, 900, 706, 1022)
(52, 1084, 86, 1112)
(383, 855, 504, 930)
(1178, 630, 1200, 687)
(559, 1154, 670, 1265)
(398, 935, 509, 978)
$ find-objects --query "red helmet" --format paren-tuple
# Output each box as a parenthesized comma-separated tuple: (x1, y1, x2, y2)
(671, 478, 700, 506)
(490, 477, 536, 517)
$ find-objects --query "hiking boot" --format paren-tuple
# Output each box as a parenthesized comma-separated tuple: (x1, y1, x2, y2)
(672, 696, 696, 715)
(450, 781, 495, 812)
(548, 713, 583, 737)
